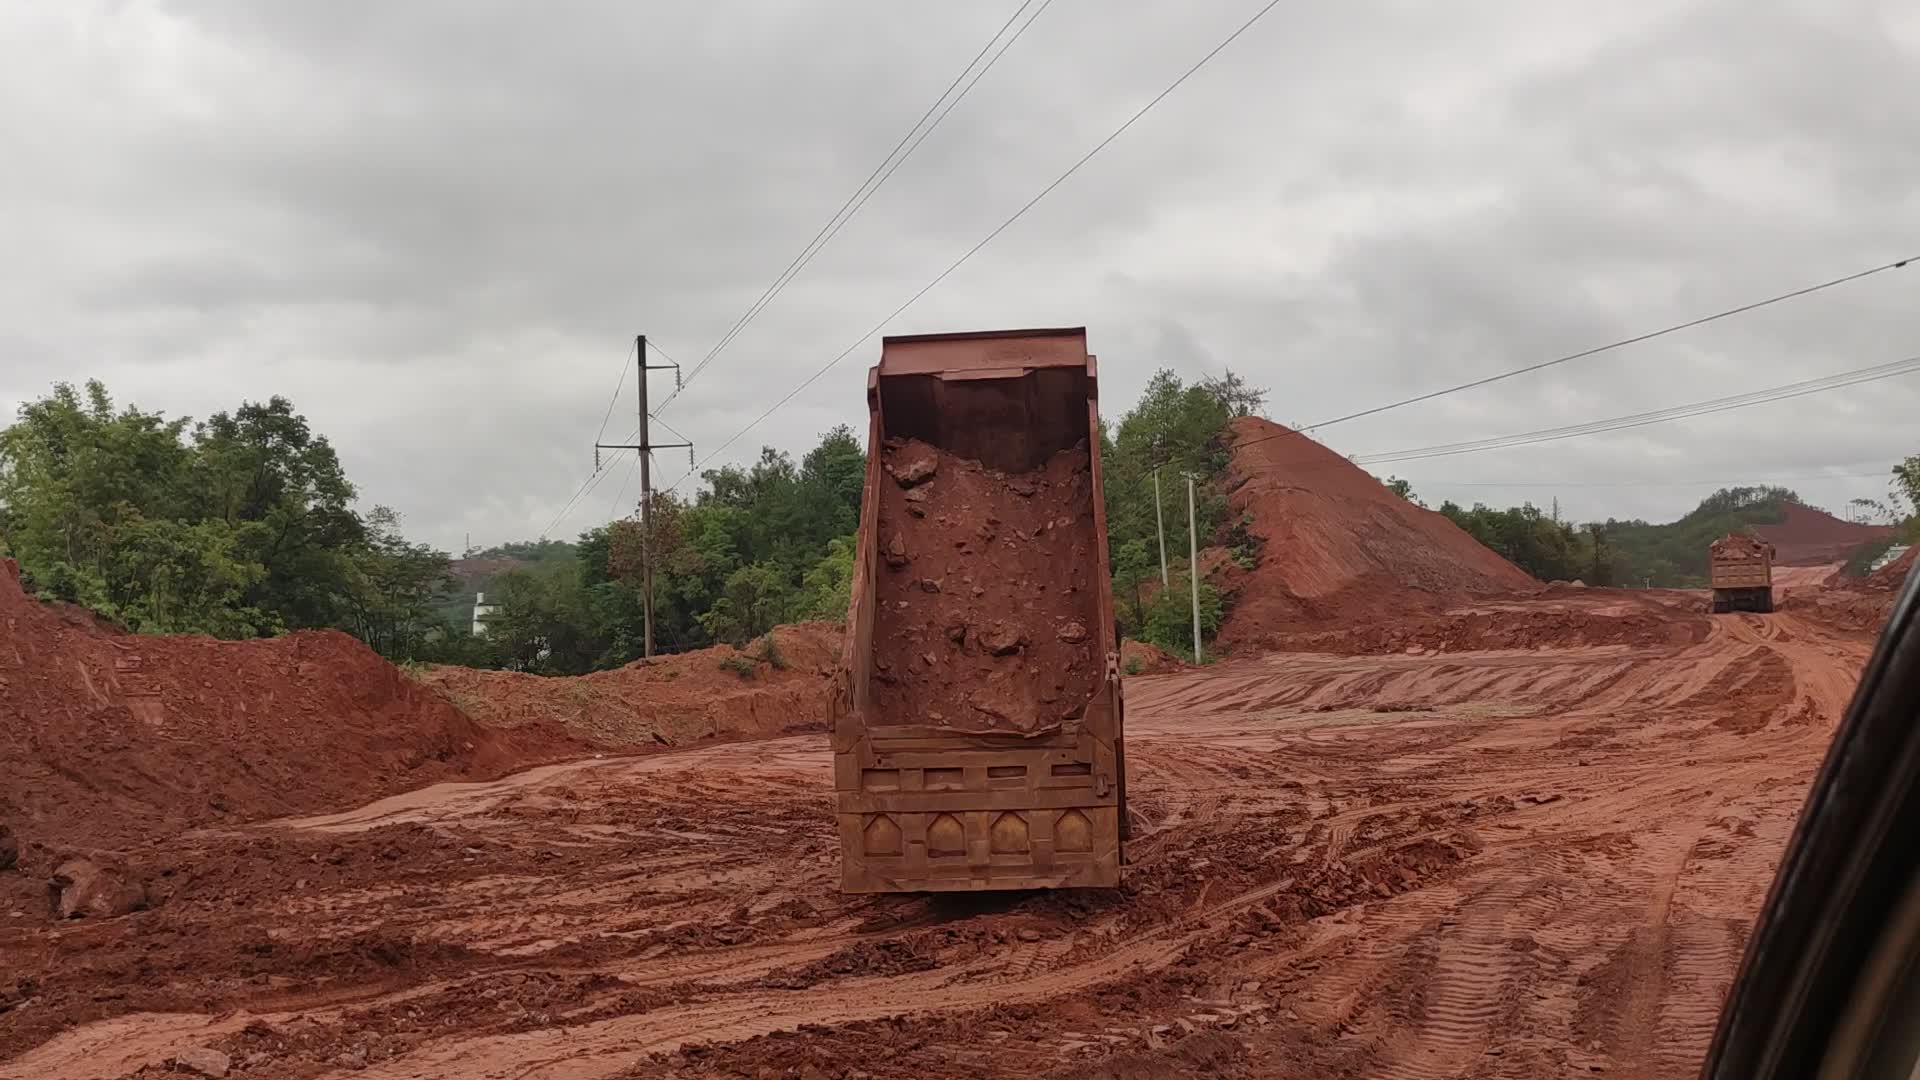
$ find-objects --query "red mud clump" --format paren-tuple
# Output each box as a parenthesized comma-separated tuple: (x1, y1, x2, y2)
(1214, 417, 1537, 650)
(870, 437, 1103, 735)
(1121, 638, 1184, 675)
(414, 622, 843, 747)
(1752, 502, 1895, 565)
(0, 558, 564, 851)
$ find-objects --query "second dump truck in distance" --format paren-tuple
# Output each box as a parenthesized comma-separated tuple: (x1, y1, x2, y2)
(1709, 533, 1775, 613)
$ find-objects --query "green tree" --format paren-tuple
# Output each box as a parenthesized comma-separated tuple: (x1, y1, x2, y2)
(190, 397, 363, 629)
(1138, 573, 1223, 661)
(485, 560, 608, 673)
(0, 381, 193, 598)
(700, 561, 798, 644)
(795, 535, 857, 621)
(341, 507, 455, 661)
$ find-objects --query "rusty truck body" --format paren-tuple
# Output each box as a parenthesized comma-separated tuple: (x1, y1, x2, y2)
(1710, 534, 1775, 613)
(831, 327, 1126, 893)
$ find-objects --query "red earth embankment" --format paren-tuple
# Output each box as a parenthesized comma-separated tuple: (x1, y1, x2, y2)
(1268, 589, 1712, 656)
(1752, 502, 1894, 565)
(413, 622, 843, 748)
(1213, 417, 1537, 651)
(0, 559, 566, 852)
(1782, 546, 1914, 633)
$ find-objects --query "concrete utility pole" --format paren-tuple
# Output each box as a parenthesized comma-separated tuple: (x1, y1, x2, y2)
(596, 335, 690, 658)
(1187, 474, 1202, 663)
(1153, 468, 1169, 586)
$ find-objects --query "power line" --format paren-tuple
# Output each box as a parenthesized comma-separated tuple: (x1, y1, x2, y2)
(544, 408, 699, 537)
(594, 338, 637, 446)
(607, 450, 641, 519)
(669, 0, 1293, 490)
(1416, 469, 1895, 489)
(1299, 255, 1916, 435)
(1352, 354, 1920, 465)
(543, 335, 697, 539)
(659, 0, 1045, 410)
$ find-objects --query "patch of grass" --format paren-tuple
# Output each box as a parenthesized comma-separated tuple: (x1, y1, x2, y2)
(718, 654, 757, 679)
(755, 632, 787, 671)
(1123, 655, 1144, 676)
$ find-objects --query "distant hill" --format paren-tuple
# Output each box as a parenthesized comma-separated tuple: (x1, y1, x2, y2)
(432, 541, 578, 629)
(1604, 488, 1891, 586)
(1752, 502, 1896, 565)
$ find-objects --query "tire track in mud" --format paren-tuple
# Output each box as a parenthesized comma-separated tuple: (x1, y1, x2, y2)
(6, 604, 1873, 1080)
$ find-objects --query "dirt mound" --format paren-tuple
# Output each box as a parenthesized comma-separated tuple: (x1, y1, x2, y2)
(1752, 502, 1894, 565)
(1121, 639, 1183, 675)
(868, 438, 1103, 735)
(0, 559, 564, 853)
(1214, 418, 1537, 650)
(1785, 546, 1913, 634)
(413, 622, 843, 748)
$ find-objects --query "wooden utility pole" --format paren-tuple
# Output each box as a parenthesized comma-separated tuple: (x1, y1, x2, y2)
(596, 335, 690, 658)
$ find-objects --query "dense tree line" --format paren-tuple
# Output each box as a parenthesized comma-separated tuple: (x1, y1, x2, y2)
(1408, 471, 1920, 587)
(0, 382, 448, 644)
(1, 373, 1262, 672)
(450, 430, 866, 673)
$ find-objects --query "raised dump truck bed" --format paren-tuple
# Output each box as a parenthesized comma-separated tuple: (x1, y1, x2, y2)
(1710, 534, 1775, 614)
(832, 327, 1125, 893)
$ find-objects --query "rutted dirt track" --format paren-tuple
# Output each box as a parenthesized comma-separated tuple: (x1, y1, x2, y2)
(1, 608, 1872, 1079)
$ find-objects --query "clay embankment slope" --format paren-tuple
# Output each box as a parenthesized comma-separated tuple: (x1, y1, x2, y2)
(1786, 545, 1916, 633)
(1753, 502, 1894, 565)
(1214, 416, 1536, 650)
(413, 622, 843, 748)
(0, 559, 562, 851)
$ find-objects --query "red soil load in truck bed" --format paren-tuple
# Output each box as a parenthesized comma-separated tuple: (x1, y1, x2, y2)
(869, 438, 1102, 735)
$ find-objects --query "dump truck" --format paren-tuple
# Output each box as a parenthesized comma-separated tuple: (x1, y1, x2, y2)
(1710, 534, 1775, 613)
(831, 327, 1126, 893)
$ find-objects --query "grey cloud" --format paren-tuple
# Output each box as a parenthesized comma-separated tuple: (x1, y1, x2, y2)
(3, 0, 1917, 550)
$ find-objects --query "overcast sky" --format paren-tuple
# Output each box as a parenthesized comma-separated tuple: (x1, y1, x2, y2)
(3, 0, 1916, 552)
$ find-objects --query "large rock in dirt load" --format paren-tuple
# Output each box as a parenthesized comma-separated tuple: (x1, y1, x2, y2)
(47, 858, 148, 919)
(172, 1047, 233, 1077)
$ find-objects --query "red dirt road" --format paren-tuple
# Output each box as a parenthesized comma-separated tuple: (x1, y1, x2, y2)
(1, 606, 1871, 1079)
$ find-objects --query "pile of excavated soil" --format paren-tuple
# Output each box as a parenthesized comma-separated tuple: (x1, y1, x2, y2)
(1753, 502, 1895, 565)
(1214, 417, 1537, 650)
(0, 559, 564, 853)
(1785, 546, 1914, 634)
(1121, 638, 1184, 675)
(870, 438, 1103, 735)
(413, 622, 842, 748)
